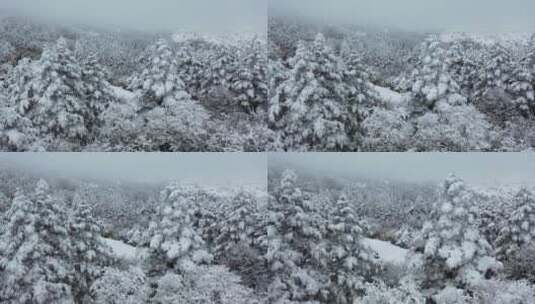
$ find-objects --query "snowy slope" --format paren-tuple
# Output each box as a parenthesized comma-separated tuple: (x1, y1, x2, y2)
(362, 238, 409, 265)
(110, 86, 137, 103)
(373, 85, 407, 106)
(102, 238, 146, 262)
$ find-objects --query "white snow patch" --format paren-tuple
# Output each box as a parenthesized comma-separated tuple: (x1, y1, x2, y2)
(373, 85, 406, 106)
(110, 86, 137, 102)
(363, 238, 409, 265)
(102, 238, 147, 262)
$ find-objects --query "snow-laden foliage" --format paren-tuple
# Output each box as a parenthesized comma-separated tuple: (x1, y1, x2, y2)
(153, 265, 261, 304)
(230, 38, 268, 113)
(4, 38, 95, 149)
(407, 38, 494, 151)
(145, 183, 213, 277)
(268, 16, 535, 151)
(321, 194, 382, 303)
(269, 34, 356, 151)
(0, 16, 269, 152)
(90, 267, 146, 304)
(494, 188, 535, 282)
(0, 179, 113, 303)
(418, 175, 502, 290)
(263, 169, 328, 302)
(360, 279, 425, 304)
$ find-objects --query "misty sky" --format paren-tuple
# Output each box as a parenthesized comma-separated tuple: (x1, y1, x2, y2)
(0, 0, 266, 33)
(270, 153, 535, 187)
(271, 0, 535, 32)
(0, 153, 266, 187)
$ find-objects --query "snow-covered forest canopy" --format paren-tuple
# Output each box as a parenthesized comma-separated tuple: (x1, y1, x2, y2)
(268, 13, 535, 151)
(266, 153, 535, 303)
(0, 153, 268, 303)
(0, 12, 270, 151)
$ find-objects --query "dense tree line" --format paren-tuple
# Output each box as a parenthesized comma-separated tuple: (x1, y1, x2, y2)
(0, 16, 271, 151)
(269, 16, 535, 151)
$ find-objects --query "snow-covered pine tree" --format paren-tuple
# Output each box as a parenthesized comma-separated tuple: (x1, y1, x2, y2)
(214, 190, 257, 258)
(128, 38, 209, 151)
(444, 40, 480, 102)
(418, 175, 502, 291)
(496, 188, 535, 259)
(474, 44, 522, 125)
(508, 59, 535, 119)
(408, 37, 493, 151)
(175, 45, 205, 99)
(341, 50, 381, 149)
(230, 37, 267, 113)
(0, 57, 43, 150)
(10, 37, 95, 146)
(408, 37, 464, 116)
(200, 44, 238, 104)
(129, 38, 190, 109)
(67, 202, 112, 303)
(146, 183, 213, 276)
(80, 53, 115, 130)
(268, 59, 289, 102)
(476, 44, 515, 98)
(0, 182, 74, 304)
(322, 193, 381, 304)
(269, 33, 352, 151)
(265, 169, 327, 303)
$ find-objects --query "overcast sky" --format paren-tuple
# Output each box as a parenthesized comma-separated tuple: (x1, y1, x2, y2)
(270, 0, 535, 32)
(270, 153, 535, 187)
(0, 0, 266, 33)
(0, 153, 266, 187)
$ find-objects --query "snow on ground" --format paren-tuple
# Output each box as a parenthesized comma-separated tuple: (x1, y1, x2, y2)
(110, 85, 137, 102)
(363, 238, 409, 265)
(373, 85, 406, 106)
(102, 238, 147, 262)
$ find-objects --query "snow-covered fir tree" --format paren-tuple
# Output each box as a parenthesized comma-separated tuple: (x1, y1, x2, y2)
(508, 59, 535, 119)
(418, 175, 502, 291)
(475, 45, 515, 98)
(265, 169, 327, 303)
(146, 183, 213, 277)
(67, 202, 112, 303)
(322, 193, 382, 304)
(214, 190, 258, 258)
(128, 38, 209, 151)
(0, 181, 73, 304)
(269, 33, 353, 151)
(341, 50, 381, 149)
(444, 40, 480, 101)
(231, 38, 268, 113)
(496, 188, 535, 259)
(9, 37, 95, 146)
(200, 44, 238, 102)
(408, 37, 464, 116)
(79, 53, 115, 129)
(174, 45, 205, 99)
(408, 37, 493, 151)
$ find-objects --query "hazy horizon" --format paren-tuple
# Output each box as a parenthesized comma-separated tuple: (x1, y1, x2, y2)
(0, 153, 267, 188)
(269, 153, 535, 187)
(270, 0, 535, 33)
(0, 0, 266, 34)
